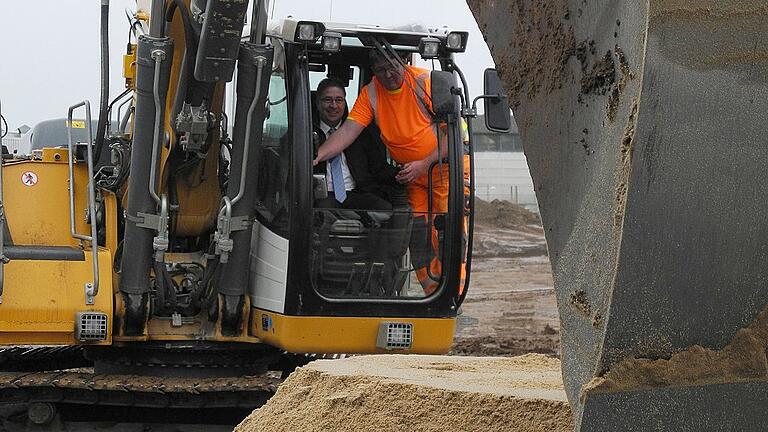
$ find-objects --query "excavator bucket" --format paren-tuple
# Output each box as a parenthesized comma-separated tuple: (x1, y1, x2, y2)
(468, 0, 768, 430)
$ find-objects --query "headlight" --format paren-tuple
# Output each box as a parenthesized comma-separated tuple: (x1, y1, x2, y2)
(419, 36, 441, 60)
(322, 31, 342, 52)
(295, 21, 325, 43)
(445, 31, 468, 52)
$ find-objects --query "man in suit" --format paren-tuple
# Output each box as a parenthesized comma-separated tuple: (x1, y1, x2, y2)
(313, 78, 400, 211)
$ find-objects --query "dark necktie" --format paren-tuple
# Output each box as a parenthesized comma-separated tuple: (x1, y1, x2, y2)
(327, 127, 346, 202)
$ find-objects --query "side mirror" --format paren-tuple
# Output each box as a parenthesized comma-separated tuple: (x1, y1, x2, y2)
(430, 70, 458, 118)
(483, 69, 512, 133)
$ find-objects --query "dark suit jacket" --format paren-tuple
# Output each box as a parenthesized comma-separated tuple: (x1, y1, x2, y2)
(314, 123, 401, 199)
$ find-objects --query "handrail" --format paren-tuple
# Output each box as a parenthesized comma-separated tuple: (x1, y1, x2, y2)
(67, 101, 100, 305)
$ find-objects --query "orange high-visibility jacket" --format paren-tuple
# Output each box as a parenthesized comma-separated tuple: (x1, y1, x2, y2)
(348, 65, 437, 165)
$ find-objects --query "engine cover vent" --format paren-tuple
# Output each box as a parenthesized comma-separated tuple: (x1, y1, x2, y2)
(75, 312, 108, 342)
(376, 322, 413, 350)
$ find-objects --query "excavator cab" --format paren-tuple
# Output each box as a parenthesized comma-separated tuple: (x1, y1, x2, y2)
(245, 20, 474, 354)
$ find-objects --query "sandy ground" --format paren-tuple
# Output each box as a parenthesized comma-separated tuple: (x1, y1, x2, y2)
(234, 204, 570, 432)
(236, 354, 572, 432)
(453, 223, 560, 357)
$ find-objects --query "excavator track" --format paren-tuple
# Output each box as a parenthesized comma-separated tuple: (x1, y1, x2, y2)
(0, 343, 288, 429)
(0, 370, 281, 430)
(0, 370, 280, 408)
(0, 347, 90, 372)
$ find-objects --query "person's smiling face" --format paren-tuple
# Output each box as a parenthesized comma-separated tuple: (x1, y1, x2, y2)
(318, 86, 346, 127)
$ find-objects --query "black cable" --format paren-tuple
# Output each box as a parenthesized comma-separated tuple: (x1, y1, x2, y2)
(165, 0, 196, 51)
(126, 9, 142, 43)
(165, 0, 199, 133)
(106, 88, 132, 128)
(153, 260, 168, 314)
(0, 115, 7, 139)
(94, 0, 111, 163)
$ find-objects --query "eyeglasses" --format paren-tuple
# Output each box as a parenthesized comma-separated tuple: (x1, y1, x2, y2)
(319, 97, 346, 105)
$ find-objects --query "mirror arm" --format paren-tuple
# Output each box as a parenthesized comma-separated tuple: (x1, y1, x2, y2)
(466, 94, 505, 118)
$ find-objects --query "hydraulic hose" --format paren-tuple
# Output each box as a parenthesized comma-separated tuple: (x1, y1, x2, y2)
(94, 0, 110, 163)
(250, 0, 269, 44)
(149, 0, 165, 37)
(166, 0, 199, 132)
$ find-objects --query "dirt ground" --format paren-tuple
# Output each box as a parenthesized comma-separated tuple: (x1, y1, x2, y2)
(452, 200, 559, 358)
(236, 354, 571, 432)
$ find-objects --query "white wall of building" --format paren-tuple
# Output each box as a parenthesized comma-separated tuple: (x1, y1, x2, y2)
(1, 132, 31, 156)
(473, 152, 538, 212)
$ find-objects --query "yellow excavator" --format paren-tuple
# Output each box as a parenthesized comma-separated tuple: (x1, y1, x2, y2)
(471, 0, 768, 430)
(0, 0, 511, 428)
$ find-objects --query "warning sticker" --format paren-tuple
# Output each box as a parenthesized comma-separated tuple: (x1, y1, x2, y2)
(21, 171, 38, 187)
(67, 120, 86, 129)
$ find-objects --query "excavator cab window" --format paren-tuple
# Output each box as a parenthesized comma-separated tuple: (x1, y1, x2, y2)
(248, 29, 468, 320)
(306, 57, 449, 301)
(254, 42, 291, 236)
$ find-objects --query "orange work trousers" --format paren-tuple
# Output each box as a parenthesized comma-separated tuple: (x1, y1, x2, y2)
(408, 155, 470, 296)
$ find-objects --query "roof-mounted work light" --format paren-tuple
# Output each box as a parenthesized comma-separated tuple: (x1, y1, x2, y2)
(322, 31, 342, 52)
(445, 31, 468, 52)
(419, 36, 441, 60)
(295, 21, 325, 43)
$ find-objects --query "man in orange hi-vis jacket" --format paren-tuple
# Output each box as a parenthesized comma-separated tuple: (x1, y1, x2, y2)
(314, 49, 468, 296)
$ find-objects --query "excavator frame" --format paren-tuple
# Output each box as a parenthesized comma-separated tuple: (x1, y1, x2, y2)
(0, 0, 488, 428)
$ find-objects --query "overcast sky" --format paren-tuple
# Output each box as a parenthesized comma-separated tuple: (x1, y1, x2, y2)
(0, 0, 495, 131)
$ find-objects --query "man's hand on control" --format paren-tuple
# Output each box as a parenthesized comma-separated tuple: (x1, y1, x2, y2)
(396, 159, 430, 184)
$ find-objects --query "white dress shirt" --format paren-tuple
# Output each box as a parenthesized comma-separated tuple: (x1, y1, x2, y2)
(320, 120, 356, 194)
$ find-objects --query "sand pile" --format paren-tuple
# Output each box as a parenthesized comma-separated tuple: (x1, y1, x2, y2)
(235, 354, 572, 432)
(474, 198, 541, 229)
(586, 305, 768, 395)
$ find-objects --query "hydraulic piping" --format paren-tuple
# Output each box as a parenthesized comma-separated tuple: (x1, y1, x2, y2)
(94, 0, 111, 162)
(214, 55, 267, 263)
(148, 50, 166, 207)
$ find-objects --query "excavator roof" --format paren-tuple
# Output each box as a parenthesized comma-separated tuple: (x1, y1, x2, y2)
(266, 18, 466, 50)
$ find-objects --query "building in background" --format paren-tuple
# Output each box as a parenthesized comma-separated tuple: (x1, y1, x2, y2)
(1, 125, 32, 156)
(472, 115, 537, 211)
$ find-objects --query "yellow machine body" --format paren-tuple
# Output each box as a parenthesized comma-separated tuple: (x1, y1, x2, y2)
(0, 151, 114, 345)
(0, 4, 464, 360)
(252, 310, 456, 354)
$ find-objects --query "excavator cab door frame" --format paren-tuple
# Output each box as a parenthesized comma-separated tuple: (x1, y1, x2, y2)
(248, 38, 467, 320)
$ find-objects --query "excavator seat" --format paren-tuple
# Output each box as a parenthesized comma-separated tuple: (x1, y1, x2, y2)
(312, 187, 412, 298)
